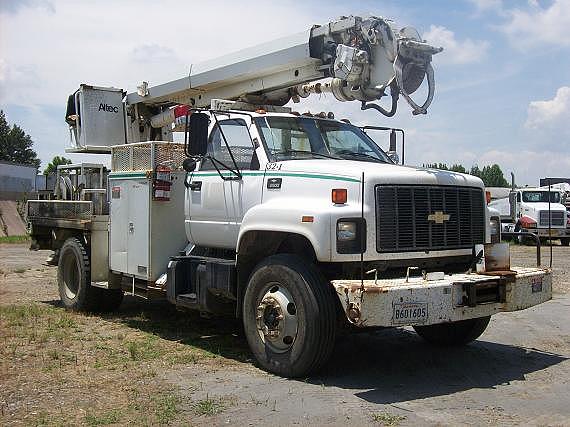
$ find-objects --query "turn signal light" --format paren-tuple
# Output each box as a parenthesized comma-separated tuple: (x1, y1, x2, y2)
(485, 190, 491, 204)
(332, 189, 347, 204)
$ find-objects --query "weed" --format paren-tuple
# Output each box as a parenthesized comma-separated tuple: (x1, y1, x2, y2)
(125, 336, 163, 361)
(13, 267, 27, 274)
(0, 304, 49, 326)
(0, 235, 30, 244)
(193, 395, 226, 416)
(153, 392, 179, 424)
(47, 349, 60, 360)
(371, 412, 406, 426)
(85, 408, 121, 426)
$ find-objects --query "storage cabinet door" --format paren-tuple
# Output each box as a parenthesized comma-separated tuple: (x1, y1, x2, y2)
(126, 180, 149, 278)
(109, 181, 128, 273)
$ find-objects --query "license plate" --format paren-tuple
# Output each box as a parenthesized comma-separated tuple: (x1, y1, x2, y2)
(392, 302, 428, 325)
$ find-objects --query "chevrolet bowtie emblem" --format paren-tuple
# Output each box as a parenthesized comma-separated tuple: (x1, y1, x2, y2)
(428, 211, 450, 224)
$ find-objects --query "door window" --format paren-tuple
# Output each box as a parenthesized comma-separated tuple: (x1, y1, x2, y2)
(200, 119, 255, 171)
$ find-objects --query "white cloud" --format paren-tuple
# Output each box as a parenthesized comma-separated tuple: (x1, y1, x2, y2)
(502, 0, 570, 47)
(424, 25, 489, 65)
(0, 0, 321, 108)
(0, 0, 55, 14)
(477, 149, 570, 185)
(469, 0, 503, 13)
(525, 86, 570, 132)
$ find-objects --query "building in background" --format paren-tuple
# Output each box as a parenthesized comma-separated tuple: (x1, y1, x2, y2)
(540, 178, 570, 187)
(0, 160, 37, 200)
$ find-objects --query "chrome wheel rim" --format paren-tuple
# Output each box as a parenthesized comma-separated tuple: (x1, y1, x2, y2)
(255, 283, 298, 353)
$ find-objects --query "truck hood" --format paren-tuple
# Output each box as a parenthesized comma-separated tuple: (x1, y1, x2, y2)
(521, 202, 567, 213)
(275, 159, 484, 188)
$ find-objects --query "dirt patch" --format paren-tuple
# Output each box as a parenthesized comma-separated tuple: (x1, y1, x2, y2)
(509, 244, 570, 294)
(0, 201, 27, 237)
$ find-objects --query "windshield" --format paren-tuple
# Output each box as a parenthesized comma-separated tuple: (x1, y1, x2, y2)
(522, 191, 560, 203)
(255, 116, 391, 163)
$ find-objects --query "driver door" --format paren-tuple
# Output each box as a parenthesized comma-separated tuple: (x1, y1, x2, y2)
(186, 118, 260, 249)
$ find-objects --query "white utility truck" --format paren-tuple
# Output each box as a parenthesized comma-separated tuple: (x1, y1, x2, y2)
(491, 188, 569, 246)
(27, 15, 552, 377)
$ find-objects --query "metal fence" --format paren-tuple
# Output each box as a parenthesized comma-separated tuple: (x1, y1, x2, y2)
(26, 200, 93, 221)
(111, 142, 186, 172)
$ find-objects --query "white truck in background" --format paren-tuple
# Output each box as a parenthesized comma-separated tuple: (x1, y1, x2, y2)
(26, 14, 552, 377)
(491, 188, 569, 246)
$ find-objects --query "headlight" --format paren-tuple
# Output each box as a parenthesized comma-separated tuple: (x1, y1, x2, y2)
(337, 221, 357, 241)
(490, 217, 501, 243)
(336, 218, 366, 254)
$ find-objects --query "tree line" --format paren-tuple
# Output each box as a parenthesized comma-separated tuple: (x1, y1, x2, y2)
(0, 110, 71, 174)
(423, 163, 510, 187)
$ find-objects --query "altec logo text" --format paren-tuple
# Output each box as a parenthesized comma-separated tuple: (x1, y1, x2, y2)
(99, 103, 119, 113)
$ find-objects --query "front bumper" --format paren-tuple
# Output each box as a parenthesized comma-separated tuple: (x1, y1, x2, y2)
(332, 267, 552, 327)
(530, 228, 568, 238)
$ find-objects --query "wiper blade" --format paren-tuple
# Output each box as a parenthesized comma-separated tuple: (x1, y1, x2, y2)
(271, 149, 342, 160)
(335, 150, 388, 163)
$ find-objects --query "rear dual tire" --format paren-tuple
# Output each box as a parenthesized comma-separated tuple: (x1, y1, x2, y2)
(58, 237, 123, 312)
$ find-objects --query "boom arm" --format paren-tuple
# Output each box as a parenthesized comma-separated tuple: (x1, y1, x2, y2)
(125, 15, 442, 141)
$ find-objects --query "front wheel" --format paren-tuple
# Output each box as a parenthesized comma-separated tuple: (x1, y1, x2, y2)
(413, 316, 491, 346)
(242, 254, 337, 378)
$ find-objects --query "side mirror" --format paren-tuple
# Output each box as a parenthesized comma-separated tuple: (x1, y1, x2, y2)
(387, 151, 399, 164)
(182, 158, 197, 172)
(389, 129, 397, 152)
(188, 113, 209, 156)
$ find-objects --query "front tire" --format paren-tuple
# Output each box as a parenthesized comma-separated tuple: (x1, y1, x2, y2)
(242, 254, 337, 378)
(413, 316, 491, 346)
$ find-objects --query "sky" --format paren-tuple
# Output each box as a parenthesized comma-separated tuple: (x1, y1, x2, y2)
(0, 0, 569, 185)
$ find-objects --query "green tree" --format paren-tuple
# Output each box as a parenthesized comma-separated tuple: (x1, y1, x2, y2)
(44, 156, 72, 175)
(0, 110, 40, 169)
(480, 164, 509, 187)
(449, 164, 467, 173)
(470, 165, 482, 178)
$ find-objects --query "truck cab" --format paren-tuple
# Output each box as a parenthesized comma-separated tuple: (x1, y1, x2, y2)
(494, 188, 569, 245)
(185, 110, 490, 270)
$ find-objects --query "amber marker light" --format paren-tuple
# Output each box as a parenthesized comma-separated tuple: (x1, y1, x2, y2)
(301, 216, 314, 223)
(332, 189, 347, 204)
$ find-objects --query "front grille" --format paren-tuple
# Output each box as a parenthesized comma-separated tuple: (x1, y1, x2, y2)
(539, 210, 565, 227)
(376, 185, 486, 252)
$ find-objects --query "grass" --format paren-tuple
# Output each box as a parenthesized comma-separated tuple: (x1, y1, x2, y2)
(153, 393, 180, 424)
(371, 412, 406, 426)
(0, 235, 30, 244)
(0, 302, 243, 426)
(85, 409, 121, 426)
(193, 396, 226, 416)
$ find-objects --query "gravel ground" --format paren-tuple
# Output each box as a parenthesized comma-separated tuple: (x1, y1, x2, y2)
(0, 243, 569, 426)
